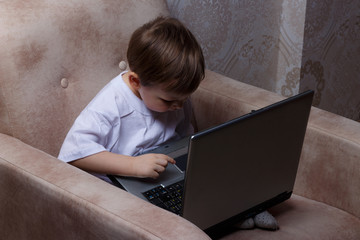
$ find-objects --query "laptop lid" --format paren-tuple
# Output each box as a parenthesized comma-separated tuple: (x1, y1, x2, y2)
(181, 90, 313, 231)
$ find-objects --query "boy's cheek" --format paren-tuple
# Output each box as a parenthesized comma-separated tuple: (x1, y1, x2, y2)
(144, 103, 168, 113)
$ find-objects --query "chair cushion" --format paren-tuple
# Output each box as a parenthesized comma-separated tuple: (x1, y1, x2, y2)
(220, 194, 360, 239)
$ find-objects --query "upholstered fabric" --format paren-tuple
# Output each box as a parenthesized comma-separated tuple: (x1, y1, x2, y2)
(0, 133, 210, 240)
(192, 70, 284, 131)
(0, 0, 169, 157)
(1, 0, 360, 239)
(296, 110, 360, 218)
(221, 195, 360, 240)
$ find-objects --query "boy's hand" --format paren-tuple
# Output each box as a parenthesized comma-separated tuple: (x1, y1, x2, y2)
(132, 154, 176, 179)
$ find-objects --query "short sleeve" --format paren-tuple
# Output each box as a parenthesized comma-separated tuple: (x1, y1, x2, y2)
(58, 109, 118, 162)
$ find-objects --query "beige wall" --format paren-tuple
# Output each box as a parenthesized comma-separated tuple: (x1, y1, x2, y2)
(167, 0, 306, 96)
(167, 0, 360, 121)
(300, 0, 360, 121)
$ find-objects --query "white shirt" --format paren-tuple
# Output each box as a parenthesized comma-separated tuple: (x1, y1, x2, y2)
(58, 72, 193, 163)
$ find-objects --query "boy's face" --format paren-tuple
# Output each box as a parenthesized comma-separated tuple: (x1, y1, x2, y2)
(138, 84, 190, 113)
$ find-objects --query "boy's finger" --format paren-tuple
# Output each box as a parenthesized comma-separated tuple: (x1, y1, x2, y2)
(151, 171, 160, 179)
(155, 154, 175, 165)
(155, 165, 165, 173)
(166, 156, 176, 164)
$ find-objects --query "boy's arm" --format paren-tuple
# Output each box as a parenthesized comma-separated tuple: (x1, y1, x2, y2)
(70, 151, 175, 179)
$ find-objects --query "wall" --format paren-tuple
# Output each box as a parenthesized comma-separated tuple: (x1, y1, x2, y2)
(300, 0, 360, 121)
(167, 0, 306, 96)
(167, 0, 360, 121)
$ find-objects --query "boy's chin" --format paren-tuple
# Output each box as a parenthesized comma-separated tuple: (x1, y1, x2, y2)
(153, 109, 171, 113)
(147, 106, 169, 113)
(146, 104, 176, 113)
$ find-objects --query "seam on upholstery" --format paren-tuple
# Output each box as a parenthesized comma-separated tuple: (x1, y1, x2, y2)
(291, 194, 360, 222)
(198, 86, 262, 109)
(0, 157, 162, 240)
(0, 82, 15, 137)
(307, 122, 360, 146)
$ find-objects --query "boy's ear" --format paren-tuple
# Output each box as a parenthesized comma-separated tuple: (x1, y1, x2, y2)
(128, 72, 141, 90)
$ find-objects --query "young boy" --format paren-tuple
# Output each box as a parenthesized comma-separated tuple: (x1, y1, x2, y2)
(58, 16, 278, 230)
(58, 17, 205, 181)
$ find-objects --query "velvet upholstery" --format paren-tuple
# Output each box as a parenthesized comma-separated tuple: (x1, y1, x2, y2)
(0, 134, 209, 240)
(1, 0, 360, 239)
(0, 0, 170, 157)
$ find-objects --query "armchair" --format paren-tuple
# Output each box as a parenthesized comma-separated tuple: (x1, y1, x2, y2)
(1, 0, 359, 239)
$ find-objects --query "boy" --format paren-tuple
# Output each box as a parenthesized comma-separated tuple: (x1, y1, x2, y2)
(58, 16, 278, 230)
(58, 17, 204, 181)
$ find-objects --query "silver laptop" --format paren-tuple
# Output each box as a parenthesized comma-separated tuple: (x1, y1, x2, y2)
(108, 90, 313, 234)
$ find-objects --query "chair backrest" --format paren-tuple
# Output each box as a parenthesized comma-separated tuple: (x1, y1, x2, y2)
(0, 0, 169, 156)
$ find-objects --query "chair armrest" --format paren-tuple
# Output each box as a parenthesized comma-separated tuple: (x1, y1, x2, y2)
(193, 70, 284, 130)
(0, 133, 210, 240)
(295, 108, 360, 218)
(193, 70, 360, 218)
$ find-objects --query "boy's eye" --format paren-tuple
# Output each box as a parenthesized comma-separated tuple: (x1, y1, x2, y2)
(162, 99, 173, 104)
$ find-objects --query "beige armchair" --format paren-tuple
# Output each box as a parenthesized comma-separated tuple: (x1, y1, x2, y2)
(1, 0, 359, 239)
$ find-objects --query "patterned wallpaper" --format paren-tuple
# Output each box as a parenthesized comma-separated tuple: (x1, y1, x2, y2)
(300, 0, 360, 121)
(167, 0, 306, 96)
(167, 0, 360, 121)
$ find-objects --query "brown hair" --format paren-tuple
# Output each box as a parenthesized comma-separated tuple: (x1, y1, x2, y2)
(127, 17, 205, 94)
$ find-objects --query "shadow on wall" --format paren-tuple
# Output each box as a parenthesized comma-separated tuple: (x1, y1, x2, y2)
(300, 0, 360, 121)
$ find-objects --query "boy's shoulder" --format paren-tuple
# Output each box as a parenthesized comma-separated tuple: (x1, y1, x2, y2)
(85, 73, 134, 116)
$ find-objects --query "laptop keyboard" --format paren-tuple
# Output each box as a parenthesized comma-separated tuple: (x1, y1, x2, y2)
(142, 181, 184, 215)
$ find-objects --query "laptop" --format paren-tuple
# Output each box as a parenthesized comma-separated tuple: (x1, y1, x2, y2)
(108, 90, 314, 234)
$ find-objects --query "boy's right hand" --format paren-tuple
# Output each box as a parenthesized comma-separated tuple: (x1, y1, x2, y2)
(132, 153, 176, 179)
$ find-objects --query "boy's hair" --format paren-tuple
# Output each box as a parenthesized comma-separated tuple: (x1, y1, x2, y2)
(127, 17, 205, 94)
